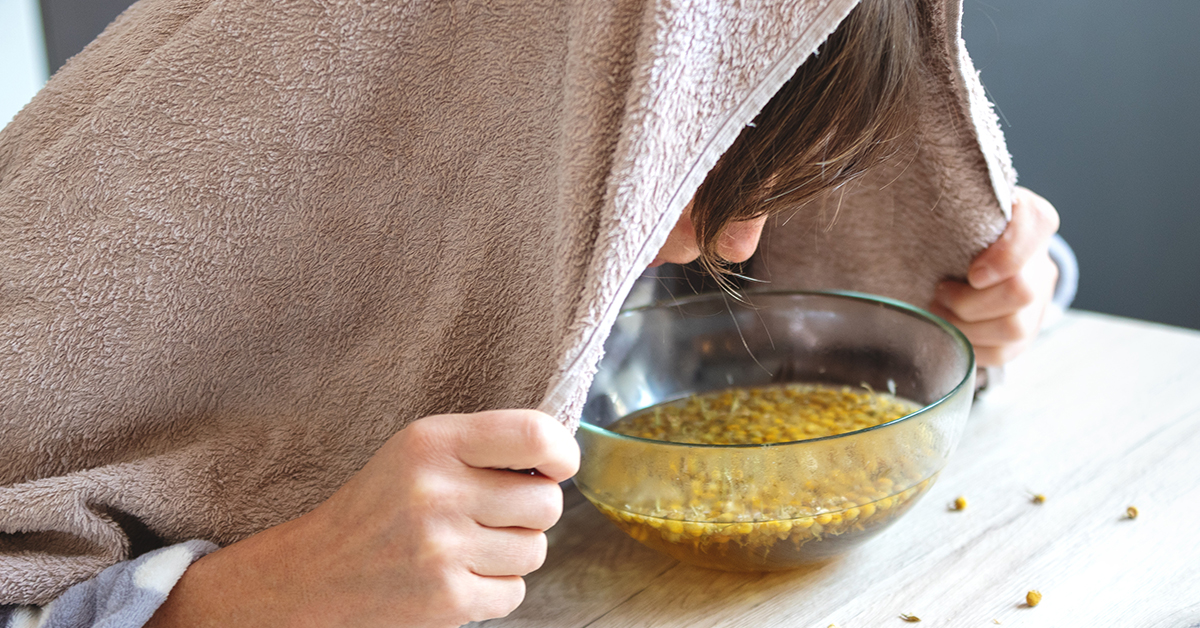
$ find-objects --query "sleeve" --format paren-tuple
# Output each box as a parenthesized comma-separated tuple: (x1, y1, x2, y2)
(2, 541, 217, 628)
(1046, 233, 1079, 317)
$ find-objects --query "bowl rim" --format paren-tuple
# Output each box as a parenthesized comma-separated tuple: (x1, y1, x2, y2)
(578, 289, 976, 449)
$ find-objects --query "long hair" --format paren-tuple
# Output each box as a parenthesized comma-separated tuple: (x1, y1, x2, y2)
(688, 0, 921, 281)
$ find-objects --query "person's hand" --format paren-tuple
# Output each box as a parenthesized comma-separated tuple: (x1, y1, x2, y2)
(146, 410, 579, 628)
(930, 186, 1061, 367)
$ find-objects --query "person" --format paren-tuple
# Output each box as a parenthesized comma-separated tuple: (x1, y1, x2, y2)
(645, 184, 1067, 370)
(0, 0, 1073, 626)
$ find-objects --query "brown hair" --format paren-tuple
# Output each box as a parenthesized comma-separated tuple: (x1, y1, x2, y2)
(689, 0, 922, 280)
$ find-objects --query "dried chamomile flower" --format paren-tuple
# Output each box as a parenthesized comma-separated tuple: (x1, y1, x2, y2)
(899, 614, 921, 622)
(593, 383, 934, 569)
(950, 495, 967, 511)
(1031, 493, 1046, 504)
(613, 383, 917, 444)
(1126, 506, 1138, 519)
(1026, 590, 1042, 607)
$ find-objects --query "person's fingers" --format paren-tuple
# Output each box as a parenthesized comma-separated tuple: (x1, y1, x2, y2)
(465, 527, 548, 578)
(968, 186, 1060, 290)
(936, 252, 1057, 323)
(465, 468, 564, 530)
(929, 300, 1044, 368)
(442, 574, 526, 624)
(935, 276, 1036, 323)
(932, 305, 1043, 347)
(410, 410, 579, 482)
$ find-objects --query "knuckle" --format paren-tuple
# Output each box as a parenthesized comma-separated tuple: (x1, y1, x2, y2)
(499, 530, 548, 576)
(957, 301, 985, 324)
(520, 413, 578, 479)
(512, 546, 545, 580)
(1042, 253, 1060, 286)
(997, 341, 1027, 365)
(438, 578, 478, 624)
(505, 531, 548, 576)
(527, 533, 549, 572)
(534, 482, 564, 528)
(1036, 197, 1061, 233)
(496, 578, 526, 618)
(519, 412, 555, 455)
(397, 416, 451, 457)
(928, 301, 959, 325)
(940, 297, 977, 324)
(974, 346, 998, 368)
(414, 527, 461, 572)
(992, 247, 1020, 275)
(407, 474, 455, 512)
(402, 416, 435, 443)
(1019, 187, 1060, 234)
(998, 317, 1023, 343)
(562, 437, 581, 477)
(469, 578, 526, 622)
(1016, 307, 1043, 339)
(1008, 278, 1038, 309)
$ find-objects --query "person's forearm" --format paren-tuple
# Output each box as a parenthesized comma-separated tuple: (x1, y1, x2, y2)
(144, 520, 314, 628)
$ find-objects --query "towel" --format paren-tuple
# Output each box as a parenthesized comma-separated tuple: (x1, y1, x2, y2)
(0, 0, 1011, 604)
(749, 0, 1013, 305)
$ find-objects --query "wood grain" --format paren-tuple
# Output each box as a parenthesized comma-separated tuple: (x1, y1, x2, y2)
(471, 312, 1200, 628)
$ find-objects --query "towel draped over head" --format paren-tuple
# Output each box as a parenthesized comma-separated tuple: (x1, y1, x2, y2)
(0, 0, 1012, 604)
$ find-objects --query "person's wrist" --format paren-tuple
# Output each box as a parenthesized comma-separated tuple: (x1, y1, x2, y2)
(145, 519, 310, 628)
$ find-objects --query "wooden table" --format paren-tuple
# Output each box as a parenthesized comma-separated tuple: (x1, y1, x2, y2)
(471, 311, 1200, 628)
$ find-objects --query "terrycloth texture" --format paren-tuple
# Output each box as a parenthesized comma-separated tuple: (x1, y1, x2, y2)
(0, 0, 1011, 605)
(749, 0, 1013, 304)
(1, 541, 216, 628)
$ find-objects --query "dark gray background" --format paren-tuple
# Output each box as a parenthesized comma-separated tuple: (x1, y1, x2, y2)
(38, 0, 133, 73)
(962, 0, 1200, 330)
(38, 0, 1200, 330)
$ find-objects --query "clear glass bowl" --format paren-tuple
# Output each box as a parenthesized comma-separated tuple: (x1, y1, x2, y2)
(576, 291, 975, 571)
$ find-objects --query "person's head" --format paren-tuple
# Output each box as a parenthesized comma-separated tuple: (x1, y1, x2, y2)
(654, 0, 921, 276)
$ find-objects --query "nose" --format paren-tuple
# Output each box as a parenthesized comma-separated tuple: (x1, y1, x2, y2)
(716, 215, 768, 263)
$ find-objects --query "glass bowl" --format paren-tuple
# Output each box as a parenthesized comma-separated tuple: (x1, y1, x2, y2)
(576, 290, 975, 571)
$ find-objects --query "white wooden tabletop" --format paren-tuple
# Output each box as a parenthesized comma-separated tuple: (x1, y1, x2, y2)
(472, 311, 1200, 628)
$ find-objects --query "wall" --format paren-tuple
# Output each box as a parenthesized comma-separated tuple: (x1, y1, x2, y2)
(0, 0, 48, 126)
(39, 0, 133, 73)
(962, 0, 1200, 330)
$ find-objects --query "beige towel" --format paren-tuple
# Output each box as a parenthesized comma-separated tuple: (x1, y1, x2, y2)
(0, 0, 1010, 604)
(750, 0, 1013, 304)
